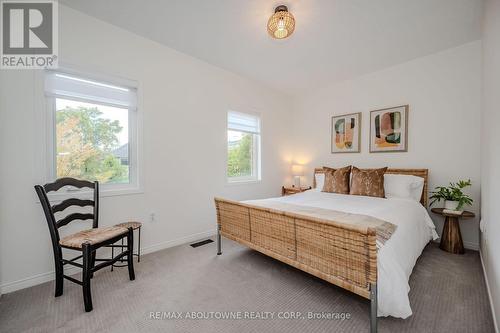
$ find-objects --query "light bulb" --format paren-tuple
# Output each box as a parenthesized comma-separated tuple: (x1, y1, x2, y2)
(278, 18, 285, 31)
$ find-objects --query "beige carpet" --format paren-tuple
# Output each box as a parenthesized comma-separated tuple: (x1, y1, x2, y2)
(0, 239, 494, 333)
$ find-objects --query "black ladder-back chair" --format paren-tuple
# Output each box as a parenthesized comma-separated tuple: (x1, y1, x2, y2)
(35, 178, 135, 312)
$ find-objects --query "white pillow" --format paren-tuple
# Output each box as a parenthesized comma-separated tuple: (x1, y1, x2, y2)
(384, 174, 424, 202)
(314, 173, 325, 191)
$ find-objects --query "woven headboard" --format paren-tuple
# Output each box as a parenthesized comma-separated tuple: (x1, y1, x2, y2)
(313, 167, 429, 207)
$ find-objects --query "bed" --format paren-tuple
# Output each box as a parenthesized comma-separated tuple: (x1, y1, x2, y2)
(214, 168, 438, 332)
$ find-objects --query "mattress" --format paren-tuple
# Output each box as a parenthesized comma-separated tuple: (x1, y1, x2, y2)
(245, 190, 438, 318)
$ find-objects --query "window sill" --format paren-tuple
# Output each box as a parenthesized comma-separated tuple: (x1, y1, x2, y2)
(225, 179, 262, 186)
(37, 186, 144, 203)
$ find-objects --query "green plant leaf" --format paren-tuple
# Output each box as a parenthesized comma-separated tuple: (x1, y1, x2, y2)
(430, 180, 473, 208)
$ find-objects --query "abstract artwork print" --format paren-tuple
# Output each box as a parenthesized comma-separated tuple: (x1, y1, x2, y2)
(370, 105, 408, 152)
(331, 112, 361, 153)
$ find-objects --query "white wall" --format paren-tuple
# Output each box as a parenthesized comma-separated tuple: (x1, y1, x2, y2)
(481, 0, 500, 328)
(291, 41, 482, 249)
(0, 4, 487, 298)
(0, 6, 293, 292)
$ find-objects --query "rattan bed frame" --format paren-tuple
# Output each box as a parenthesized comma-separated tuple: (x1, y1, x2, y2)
(214, 168, 428, 333)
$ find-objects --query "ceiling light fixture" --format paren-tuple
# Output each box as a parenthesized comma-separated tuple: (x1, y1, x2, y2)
(267, 5, 295, 39)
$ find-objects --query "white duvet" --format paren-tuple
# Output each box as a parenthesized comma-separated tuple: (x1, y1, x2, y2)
(245, 190, 438, 319)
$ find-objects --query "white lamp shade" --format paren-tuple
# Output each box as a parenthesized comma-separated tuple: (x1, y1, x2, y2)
(291, 164, 304, 176)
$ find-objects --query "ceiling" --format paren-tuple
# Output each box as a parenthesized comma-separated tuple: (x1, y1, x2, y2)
(61, 0, 482, 97)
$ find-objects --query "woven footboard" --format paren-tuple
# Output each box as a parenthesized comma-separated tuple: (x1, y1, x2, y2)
(214, 197, 377, 299)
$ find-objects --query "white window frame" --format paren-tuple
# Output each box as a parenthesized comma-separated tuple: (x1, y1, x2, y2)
(40, 66, 142, 200)
(226, 110, 262, 184)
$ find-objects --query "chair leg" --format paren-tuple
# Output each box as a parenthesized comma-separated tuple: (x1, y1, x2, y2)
(111, 243, 114, 272)
(82, 243, 93, 312)
(54, 257, 64, 297)
(127, 228, 135, 281)
(138, 227, 141, 263)
(90, 251, 96, 279)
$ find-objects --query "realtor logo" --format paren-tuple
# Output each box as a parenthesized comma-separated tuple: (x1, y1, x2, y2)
(1, 0, 58, 69)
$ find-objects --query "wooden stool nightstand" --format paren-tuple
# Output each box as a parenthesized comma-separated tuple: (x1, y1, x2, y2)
(111, 221, 142, 270)
(281, 186, 311, 196)
(431, 208, 475, 254)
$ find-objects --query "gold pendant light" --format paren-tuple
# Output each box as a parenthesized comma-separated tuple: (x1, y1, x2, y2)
(267, 5, 295, 39)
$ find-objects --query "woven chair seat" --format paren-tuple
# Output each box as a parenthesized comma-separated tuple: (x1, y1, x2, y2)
(59, 226, 128, 249)
(115, 221, 142, 230)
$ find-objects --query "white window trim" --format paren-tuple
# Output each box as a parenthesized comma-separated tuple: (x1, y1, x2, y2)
(34, 64, 143, 201)
(226, 110, 262, 185)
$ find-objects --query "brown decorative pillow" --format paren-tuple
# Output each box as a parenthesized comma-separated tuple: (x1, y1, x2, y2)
(350, 167, 388, 198)
(322, 166, 351, 194)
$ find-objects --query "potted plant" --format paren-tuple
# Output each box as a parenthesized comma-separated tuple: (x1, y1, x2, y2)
(430, 180, 473, 212)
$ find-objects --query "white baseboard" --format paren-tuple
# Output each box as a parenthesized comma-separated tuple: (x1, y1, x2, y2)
(140, 230, 215, 256)
(431, 240, 479, 251)
(0, 229, 216, 295)
(480, 251, 499, 333)
(0, 266, 81, 295)
(464, 241, 480, 251)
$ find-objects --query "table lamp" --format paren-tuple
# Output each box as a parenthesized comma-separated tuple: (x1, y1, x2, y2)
(291, 164, 304, 188)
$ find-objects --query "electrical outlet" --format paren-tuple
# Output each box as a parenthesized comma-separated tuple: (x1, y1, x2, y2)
(150, 213, 156, 222)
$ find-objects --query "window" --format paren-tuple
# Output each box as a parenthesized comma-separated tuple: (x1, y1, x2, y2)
(44, 70, 139, 192)
(227, 111, 261, 183)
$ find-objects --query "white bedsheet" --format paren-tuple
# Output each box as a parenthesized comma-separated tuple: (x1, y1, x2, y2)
(245, 190, 438, 318)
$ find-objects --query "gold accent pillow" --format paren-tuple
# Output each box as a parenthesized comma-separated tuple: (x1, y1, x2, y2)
(350, 167, 388, 198)
(322, 166, 351, 194)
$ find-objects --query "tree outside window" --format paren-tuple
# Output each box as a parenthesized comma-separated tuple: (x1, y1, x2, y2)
(55, 99, 129, 184)
(227, 111, 260, 182)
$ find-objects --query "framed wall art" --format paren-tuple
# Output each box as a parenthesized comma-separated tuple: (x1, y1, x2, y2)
(331, 112, 361, 153)
(370, 105, 408, 153)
